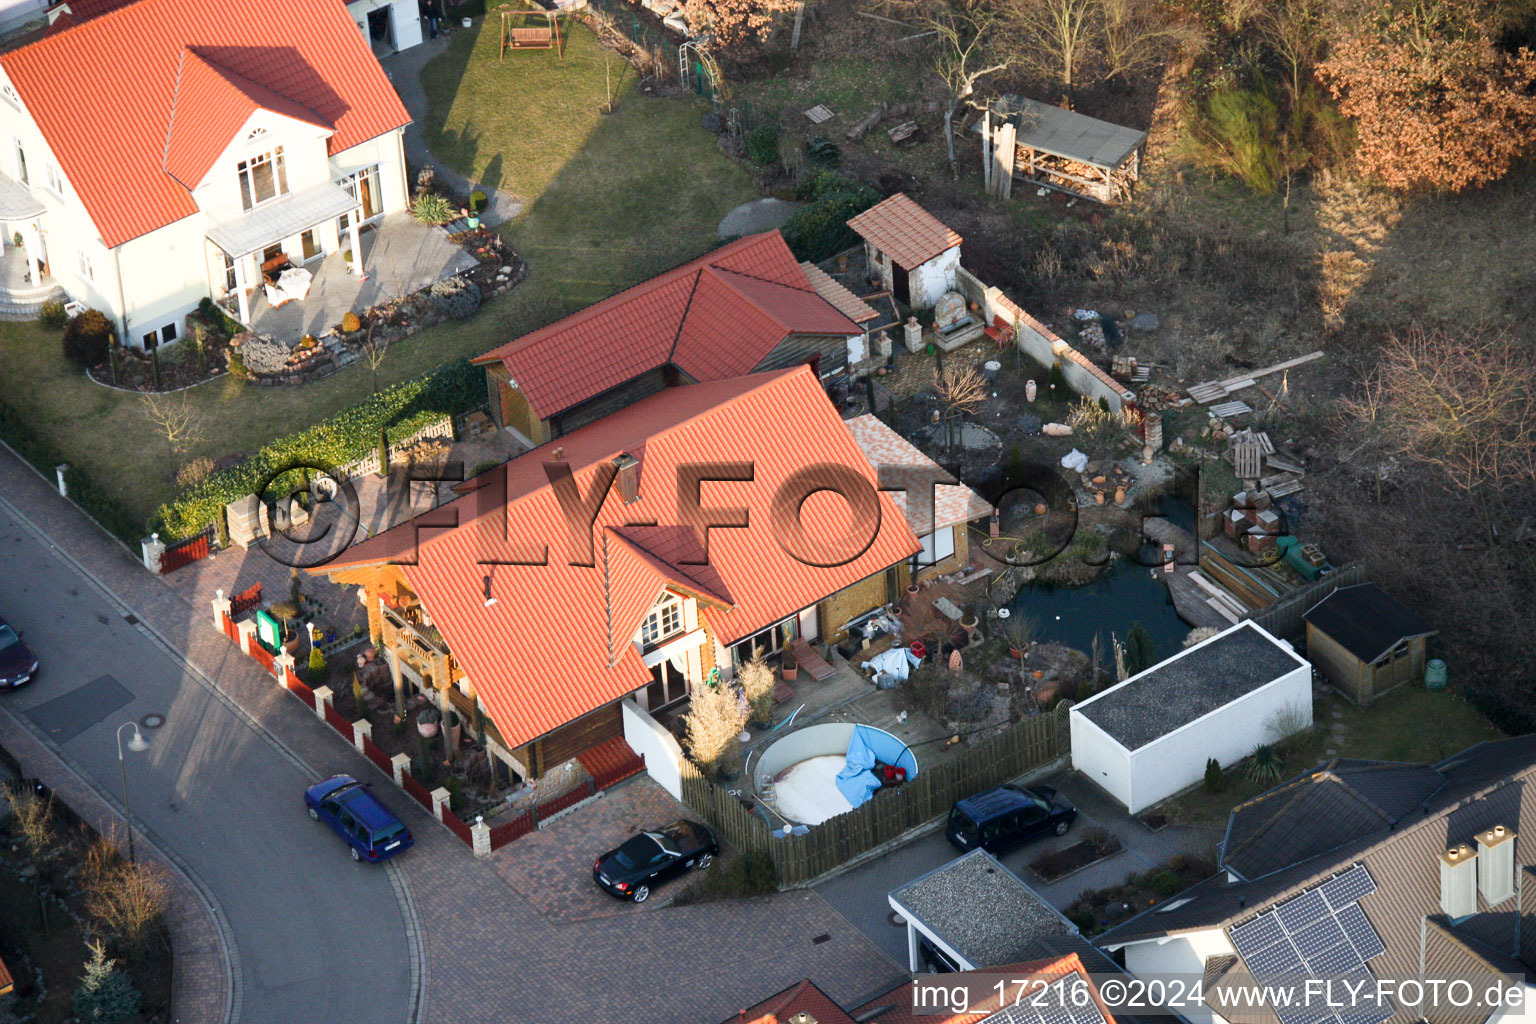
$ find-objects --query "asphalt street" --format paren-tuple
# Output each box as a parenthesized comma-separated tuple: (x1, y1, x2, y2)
(0, 504, 414, 1024)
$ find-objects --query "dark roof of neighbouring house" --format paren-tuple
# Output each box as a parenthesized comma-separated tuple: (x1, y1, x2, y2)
(1303, 583, 1437, 665)
(888, 849, 1076, 969)
(471, 231, 861, 422)
(1072, 622, 1308, 751)
(1095, 735, 1536, 951)
(1, 0, 410, 247)
(976, 96, 1147, 170)
(846, 192, 963, 270)
(1220, 760, 1449, 880)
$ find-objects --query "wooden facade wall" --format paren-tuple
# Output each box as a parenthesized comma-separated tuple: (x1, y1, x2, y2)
(553, 366, 673, 436)
(818, 570, 893, 643)
(753, 333, 853, 376)
(1305, 624, 1426, 705)
(519, 703, 623, 778)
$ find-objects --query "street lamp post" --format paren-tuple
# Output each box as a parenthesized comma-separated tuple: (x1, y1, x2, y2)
(115, 722, 150, 863)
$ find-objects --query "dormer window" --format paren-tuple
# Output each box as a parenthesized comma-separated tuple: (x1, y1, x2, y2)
(237, 146, 288, 211)
(640, 595, 683, 649)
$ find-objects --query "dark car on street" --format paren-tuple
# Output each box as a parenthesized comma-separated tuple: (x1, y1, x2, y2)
(0, 617, 38, 690)
(593, 819, 718, 903)
(945, 783, 1077, 855)
(304, 775, 413, 863)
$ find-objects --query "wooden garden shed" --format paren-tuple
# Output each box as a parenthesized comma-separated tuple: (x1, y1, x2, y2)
(1303, 582, 1437, 705)
(976, 95, 1147, 205)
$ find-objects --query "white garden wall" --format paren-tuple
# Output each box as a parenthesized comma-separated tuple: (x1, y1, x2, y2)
(621, 698, 681, 800)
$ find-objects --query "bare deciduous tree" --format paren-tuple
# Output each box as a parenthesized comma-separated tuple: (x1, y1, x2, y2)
(1003, 0, 1173, 107)
(137, 391, 204, 481)
(3, 782, 56, 863)
(873, 0, 1014, 166)
(933, 362, 988, 449)
(1341, 325, 1536, 542)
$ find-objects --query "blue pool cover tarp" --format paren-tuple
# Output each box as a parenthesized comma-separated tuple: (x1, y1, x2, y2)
(834, 725, 919, 808)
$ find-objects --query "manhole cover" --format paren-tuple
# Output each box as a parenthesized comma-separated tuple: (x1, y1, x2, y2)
(888, 912, 906, 927)
(140, 713, 166, 729)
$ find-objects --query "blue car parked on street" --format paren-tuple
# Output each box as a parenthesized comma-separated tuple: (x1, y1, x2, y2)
(304, 775, 413, 863)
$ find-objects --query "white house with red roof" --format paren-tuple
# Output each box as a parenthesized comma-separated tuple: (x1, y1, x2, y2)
(0, 0, 412, 346)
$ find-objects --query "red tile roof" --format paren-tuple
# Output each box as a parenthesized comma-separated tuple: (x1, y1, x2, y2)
(851, 954, 1114, 1024)
(2, 0, 411, 247)
(846, 192, 963, 270)
(163, 49, 332, 189)
(319, 367, 921, 749)
(472, 232, 862, 421)
(722, 979, 856, 1024)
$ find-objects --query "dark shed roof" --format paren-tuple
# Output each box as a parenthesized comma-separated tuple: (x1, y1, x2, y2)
(1303, 583, 1436, 664)
(977, 95, 1147, 169)
(1074, 622, 1307, 751)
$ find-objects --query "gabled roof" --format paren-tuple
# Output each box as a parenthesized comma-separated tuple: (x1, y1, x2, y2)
(728, 979, 856, 1024)
(1097, 736, 1536, 954)
(846, 192, 962, 269)
(472, 232, 861, 422)
(163, 48, 331, 189)
(851, 953, 1112, 1024)
(844, 414, 993, 536)
(1303, 582, 1437, 664)
(1221, 759, 1447, 880)
(1, 0, 411, 247)
(317, 367, 921, 749)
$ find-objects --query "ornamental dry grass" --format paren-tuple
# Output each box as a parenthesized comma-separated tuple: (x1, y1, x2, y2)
(82, 826, 169, 959)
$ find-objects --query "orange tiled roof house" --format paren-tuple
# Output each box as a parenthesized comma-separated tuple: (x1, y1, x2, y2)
(470, 231, 872, 445)
(0, 0, 411, 346)
(316, 368, 991, 790)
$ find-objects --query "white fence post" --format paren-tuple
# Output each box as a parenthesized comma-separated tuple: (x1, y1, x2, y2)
(391, 753, 411, 786)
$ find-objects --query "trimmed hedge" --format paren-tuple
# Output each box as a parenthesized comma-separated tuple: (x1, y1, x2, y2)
(0, 399, 145, 545)
(154, 358, 484, 540)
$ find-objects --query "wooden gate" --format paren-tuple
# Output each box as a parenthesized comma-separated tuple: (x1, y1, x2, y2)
(160, 527, 212, 574)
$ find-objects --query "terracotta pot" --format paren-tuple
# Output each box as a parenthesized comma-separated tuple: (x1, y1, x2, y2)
(1115, 486, 1126, 504)
(1034, 502, 1048, 516)
(1095, 490, 1107, 505)
(1032, 669, 1045, 679)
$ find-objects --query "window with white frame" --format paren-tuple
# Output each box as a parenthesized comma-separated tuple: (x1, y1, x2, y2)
(75, 246, 93, 282)
(640, 595, 684, 648)
(1, 85, 18, 109)
(337, 164, 382, 220)
(913, 526, 955, 567)
(13, 139, 26, 185)
(237, 147, 288, 211)
(45, 160, 62, 194)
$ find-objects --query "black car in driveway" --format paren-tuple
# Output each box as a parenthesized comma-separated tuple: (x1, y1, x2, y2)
(945, 784, 1077, 855)
(593, 820, 718, 903)
(0, 616, 38, 690)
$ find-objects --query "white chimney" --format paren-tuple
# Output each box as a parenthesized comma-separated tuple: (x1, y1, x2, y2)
(1476, 825, 1517, 904)
(787, 1015, 819, 1024)
(1440, 844, 1479, 918)
(612, 453, 640, 504)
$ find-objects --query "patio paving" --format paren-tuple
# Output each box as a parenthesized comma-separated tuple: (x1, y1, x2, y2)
(248, 211, 478, 341)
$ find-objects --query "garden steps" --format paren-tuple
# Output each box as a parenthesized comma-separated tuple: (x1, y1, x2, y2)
(0, 279, 64, 320)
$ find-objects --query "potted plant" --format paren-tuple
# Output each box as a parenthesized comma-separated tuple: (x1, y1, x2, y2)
(467, 190, 487, 230)
(1000, 613, 1036, 660)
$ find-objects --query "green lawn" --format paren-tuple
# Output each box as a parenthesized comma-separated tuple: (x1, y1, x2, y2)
(1164, 687, 1505, 827)
(0, 19, 754, 530)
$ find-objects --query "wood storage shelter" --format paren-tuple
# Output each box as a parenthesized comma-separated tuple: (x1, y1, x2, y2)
(976, 96, 1147, 205)
(1302, 583, 1437, 705)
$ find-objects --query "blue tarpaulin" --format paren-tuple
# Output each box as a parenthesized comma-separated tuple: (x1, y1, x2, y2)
(834, 725, 919, 808)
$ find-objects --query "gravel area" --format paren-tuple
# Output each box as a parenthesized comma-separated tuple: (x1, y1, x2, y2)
(890, 848, 1074, 967)
(1074, 621, 1308, 750)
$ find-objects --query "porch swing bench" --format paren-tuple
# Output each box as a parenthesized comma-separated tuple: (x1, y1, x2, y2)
(499, 6, 563, 57)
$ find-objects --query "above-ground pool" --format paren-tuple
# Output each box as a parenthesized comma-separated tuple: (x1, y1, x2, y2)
(752, 723, 918, 827)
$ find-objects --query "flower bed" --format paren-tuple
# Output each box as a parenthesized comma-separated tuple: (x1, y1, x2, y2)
(84, 306, 236, 393)
(1028, 828, 1123, 883)
(1064, 853, 1216, 935)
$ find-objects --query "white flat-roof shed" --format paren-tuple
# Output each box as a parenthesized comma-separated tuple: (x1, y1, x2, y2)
(1069, 621, 1312, 814)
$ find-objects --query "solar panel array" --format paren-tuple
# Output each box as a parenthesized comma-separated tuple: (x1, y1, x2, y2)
(1226, 865, 1393, 1024)
(983, 974, 1108, 1024)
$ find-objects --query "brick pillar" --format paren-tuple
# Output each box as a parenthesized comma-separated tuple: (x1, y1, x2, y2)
(353, 718, 373, 754)
(471, 817, 491, 858)
(211, 589, 232, 632)
(235, 619, 257, 655)
(390, 753, 411, 786)
(313, 685, 334, 720)
(141, 533, 165, 574)
(430, 786, 450, 821)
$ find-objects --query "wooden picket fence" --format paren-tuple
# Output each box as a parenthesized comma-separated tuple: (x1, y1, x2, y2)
(159, 526, 212, 574)
(680, 708, 1069, 886)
